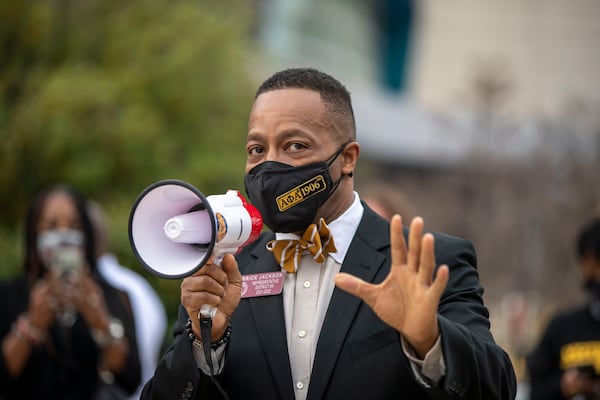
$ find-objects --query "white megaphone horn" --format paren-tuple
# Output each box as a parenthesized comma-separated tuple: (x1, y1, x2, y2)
(128, 179, 263, 317)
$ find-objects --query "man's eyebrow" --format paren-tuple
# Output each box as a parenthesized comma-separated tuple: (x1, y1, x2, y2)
(246, 129, 316, 143)
(246, 132, 263, 143)
(278, 129, 315, 141)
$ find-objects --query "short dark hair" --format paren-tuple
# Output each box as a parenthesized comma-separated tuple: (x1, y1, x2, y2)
(256, 68, 356, 141)
(577, 218, 600, 261)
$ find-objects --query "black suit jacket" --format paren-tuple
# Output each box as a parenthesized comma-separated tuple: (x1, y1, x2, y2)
(142, 205, 516, 400)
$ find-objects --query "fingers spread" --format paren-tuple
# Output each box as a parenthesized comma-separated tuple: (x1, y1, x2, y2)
(417, 233, 435, 286)
(390, 215, 407, 267)
(431, 264, 449, 298)
(334, 273, 375, 306)
(407, 217, 423, 272)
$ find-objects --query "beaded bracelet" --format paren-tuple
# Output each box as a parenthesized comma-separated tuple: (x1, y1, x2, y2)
(185, 318, 232, 349)
(12, 314, 46, 346)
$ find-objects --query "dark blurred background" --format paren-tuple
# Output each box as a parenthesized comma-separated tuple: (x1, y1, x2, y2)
(1, 1, 599, 398)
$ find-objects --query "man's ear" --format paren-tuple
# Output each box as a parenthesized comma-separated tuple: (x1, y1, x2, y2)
(341, 142, 360, 176)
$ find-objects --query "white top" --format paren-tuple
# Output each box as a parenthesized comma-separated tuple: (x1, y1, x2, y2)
(98, 253, 168, 400)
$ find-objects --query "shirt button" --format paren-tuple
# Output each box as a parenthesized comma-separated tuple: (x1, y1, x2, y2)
(298, 330, 307, 338)
(296, 382, 305, 390)
(303, 281, 311, 288)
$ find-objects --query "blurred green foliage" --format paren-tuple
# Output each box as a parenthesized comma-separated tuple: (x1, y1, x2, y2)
(0, 0, 258, 332)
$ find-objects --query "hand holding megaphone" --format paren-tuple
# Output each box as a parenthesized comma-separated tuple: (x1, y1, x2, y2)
(128, 180, 263, 317)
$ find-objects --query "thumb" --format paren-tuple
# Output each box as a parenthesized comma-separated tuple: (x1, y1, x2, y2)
(221, 254, 241, 283)
(335, 272, 375, 303)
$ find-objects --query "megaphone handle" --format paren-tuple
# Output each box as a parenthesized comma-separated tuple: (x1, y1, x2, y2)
(198, 254, 224, 318)
(197, 311, 230, 399)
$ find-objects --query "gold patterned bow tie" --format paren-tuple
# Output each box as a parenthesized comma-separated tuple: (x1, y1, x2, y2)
(267, 218, 337, 273)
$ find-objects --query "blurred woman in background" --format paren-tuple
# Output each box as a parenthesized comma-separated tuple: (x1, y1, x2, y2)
(0, 184, 140, 399)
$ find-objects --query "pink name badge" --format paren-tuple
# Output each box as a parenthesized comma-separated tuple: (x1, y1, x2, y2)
(241, 271, 285, 298)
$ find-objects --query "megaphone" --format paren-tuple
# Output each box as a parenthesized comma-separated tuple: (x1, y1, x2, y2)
(128, 180, 263, 316)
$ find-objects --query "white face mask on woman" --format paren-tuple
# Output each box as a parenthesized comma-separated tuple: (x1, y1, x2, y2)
(37, 229, 85, 275)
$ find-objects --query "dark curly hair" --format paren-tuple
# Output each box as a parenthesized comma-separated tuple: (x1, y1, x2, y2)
(256, 67, 356, 143)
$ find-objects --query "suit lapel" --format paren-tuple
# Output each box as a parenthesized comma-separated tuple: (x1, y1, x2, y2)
(244, 236, 295, 400)
(307, 208, 390, 400)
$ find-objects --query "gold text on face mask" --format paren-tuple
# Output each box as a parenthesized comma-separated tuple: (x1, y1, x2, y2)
(276, 175, 327, 212)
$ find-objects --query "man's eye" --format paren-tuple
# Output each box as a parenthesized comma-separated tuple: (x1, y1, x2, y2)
(288, 143, 306, 152)
(248, 146, 264, 155)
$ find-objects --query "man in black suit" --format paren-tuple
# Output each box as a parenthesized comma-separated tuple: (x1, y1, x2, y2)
(141, 68, 516, 399)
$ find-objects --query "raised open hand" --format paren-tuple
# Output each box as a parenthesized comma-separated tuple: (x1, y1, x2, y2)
(335, 215, 449, 358)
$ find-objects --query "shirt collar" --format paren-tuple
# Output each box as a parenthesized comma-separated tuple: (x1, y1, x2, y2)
(275, 192, 364, 264)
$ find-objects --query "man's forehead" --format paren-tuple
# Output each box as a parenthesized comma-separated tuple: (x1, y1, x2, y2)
(250, 90, 326, 124)
(253, 88, 321, 106)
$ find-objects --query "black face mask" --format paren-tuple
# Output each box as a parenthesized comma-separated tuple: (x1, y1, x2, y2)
(244, 144, 349, 233)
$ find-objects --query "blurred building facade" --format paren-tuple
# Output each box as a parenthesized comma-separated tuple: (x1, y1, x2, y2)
(412, 0, 600, 119)
(255, 0, 600, 166)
